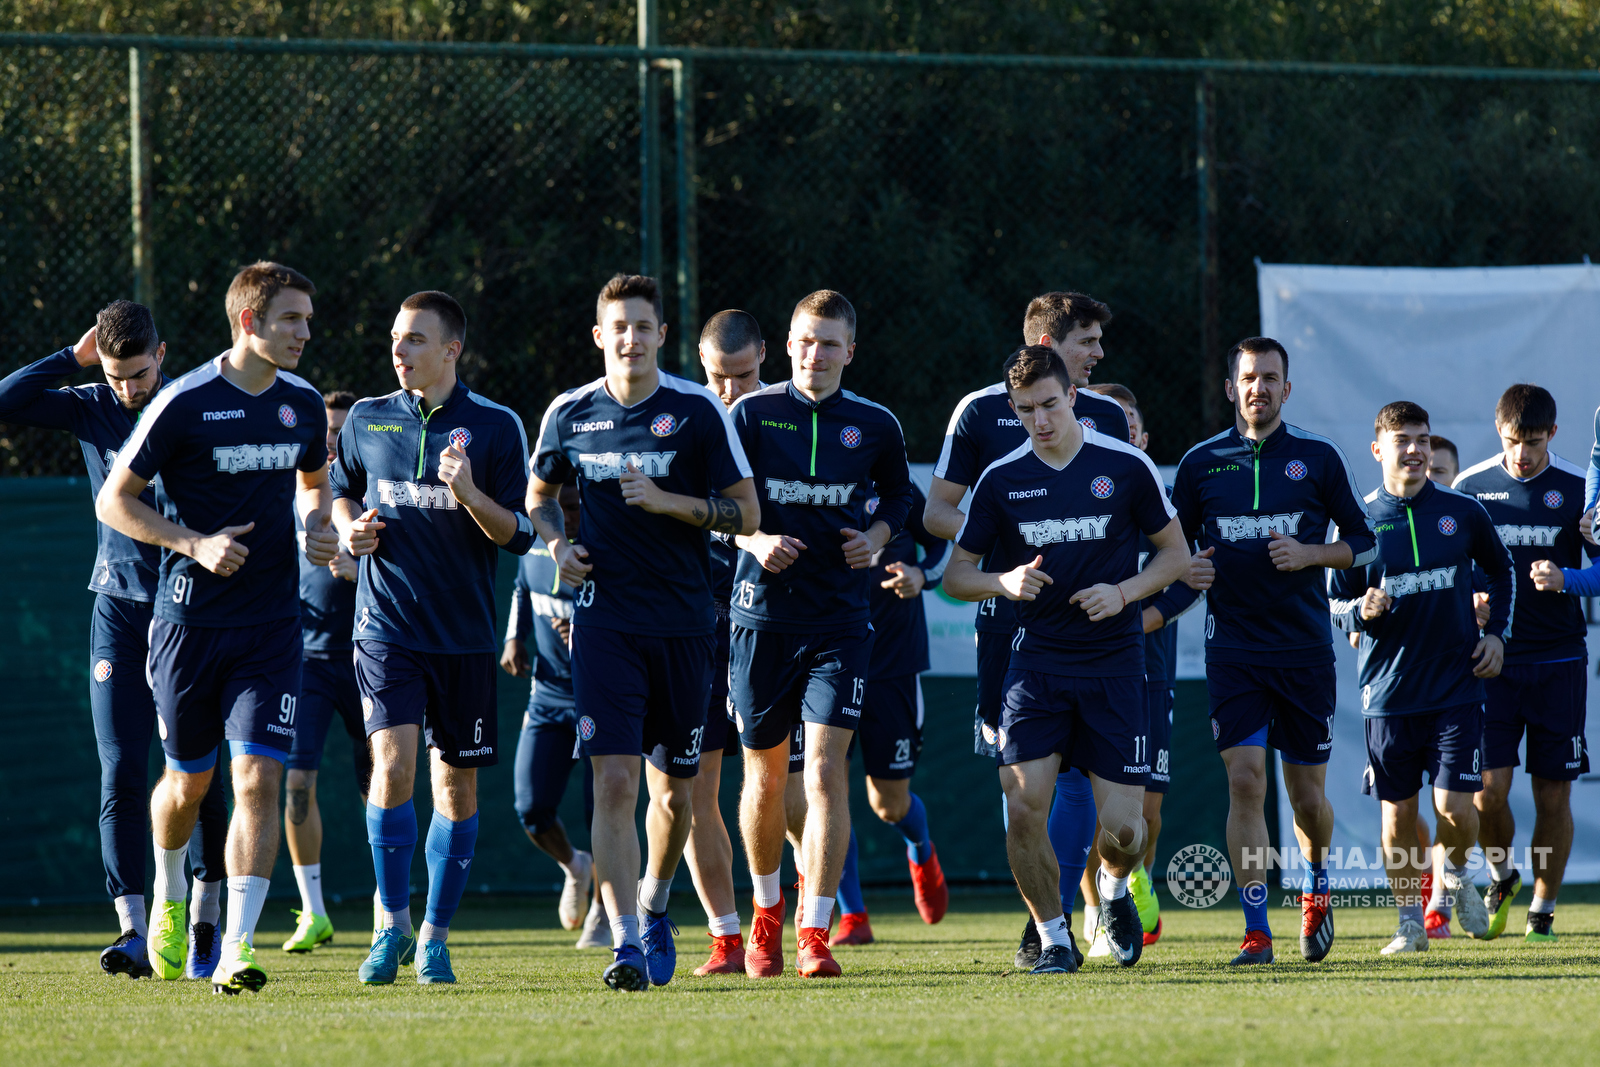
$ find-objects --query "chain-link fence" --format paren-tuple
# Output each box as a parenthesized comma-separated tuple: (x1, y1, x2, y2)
(4, 35, 1599, 474)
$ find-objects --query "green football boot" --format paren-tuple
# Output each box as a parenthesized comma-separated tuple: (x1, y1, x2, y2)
(1129, 864, 1160, 934)
(1480, 872, 1522, 940)
(147, 899, 187, 981)
(212, 939, 269, 995)
(282, 909, 334, 953)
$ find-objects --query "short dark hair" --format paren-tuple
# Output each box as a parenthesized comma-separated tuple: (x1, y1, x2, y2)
(1022, 291, 1111, 346)
(323, 390, 359, 411)
(700, 309, 763, 355)
(1495, 383, 1557, 436)
(400, 290, 467, 346)
(1428, 434, 1458, 460)
(792, 289, 856, 341)
(1227, 336, 1289, 379)
(1374, 400, 1430, 436)
(597, 273, 663, 326)
(1087, 382, 1141, 423)
(226, 261, 315, 342)
(1003, 344, 1074, 396)
(96, 300, 159, 360)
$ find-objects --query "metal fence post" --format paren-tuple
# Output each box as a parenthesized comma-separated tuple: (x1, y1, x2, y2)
(638, 0, 661, 282)
(128, 47, 154, 310)
(1195, 72, 1219, 430)
(673, 58, 698, 374)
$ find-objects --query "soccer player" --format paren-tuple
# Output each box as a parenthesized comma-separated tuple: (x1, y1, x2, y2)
(280, 390, 372, 955)
(0, 303, 228, 979)
(333, 290, 535, 986)
(923, 292, 1131, 967)
(1328, 401, 1511, 953)
(96, 262, 339, 993)
(1455, 384, 1600, 942)
(944, 345, 1190, 973)
(501, 480, 599, 942)
(1171, 336, 1375, 966)
(1080, 383, 1202, 952)
(1428, 435, 1461, 486)
(529, 274, 757, 992)
(685, 309, 768, 976)
(728, 289, 913, 979)
(832, 481, 951, 945)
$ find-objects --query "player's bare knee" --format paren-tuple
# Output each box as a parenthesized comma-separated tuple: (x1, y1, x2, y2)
(1225, 761, 1267, 800)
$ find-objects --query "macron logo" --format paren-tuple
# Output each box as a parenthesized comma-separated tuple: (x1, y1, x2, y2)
(1018, 515, 1110, 546)
(1216, 512, 1303, 541)
(766, 478, 856, 506)
(579, 451, 674, 480)
(996, 418, 1021, 427)
(1475, 492, 1510, 501)
(376, 480, 457, 510)
(1383, 566, 1457, 597)
(202, 409, 246, 421)
(213, 443, 301, 474)
(1496, 524, 1560, 547)
(1008, 488, 1048, 500)
(572, 420, 615, 433)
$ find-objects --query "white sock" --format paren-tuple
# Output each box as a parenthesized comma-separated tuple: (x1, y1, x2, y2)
(1082, 904, 1100, 940)
(113, 894, 147, 938)
(293, 864, 325, 916)
(802, 895, 835, 930)
(559, 850, 591, 878)
(638, 874, 673, 915)
(383, 906, 413, 933)
(1488, 858, 1514, 882)
(418, 920, 447, 943)
(1037, 914, 1071, 949)
(192, 879, 223, 925)
(222, 875, 269, 952)
(752, 869, 782, 908)
(153, 845, 187, 903)
(1530, 894, 1556, 915)
(610, 912, 642, 950)
(1098, 868, 1129, 901)
(709, 912, 740, 937)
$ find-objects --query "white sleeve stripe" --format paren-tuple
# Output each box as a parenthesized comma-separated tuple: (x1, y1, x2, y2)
(941, 383, 1005, 436)
(532, 378, 604, 472)
(465, 390, 530, 458)
(954, 440, 1032, 544)
(1286, 424, 1371, 527)
(111, 357, 224, 476)
(1085, 430, 1178, 520)
(1453, 454, 1506, 487)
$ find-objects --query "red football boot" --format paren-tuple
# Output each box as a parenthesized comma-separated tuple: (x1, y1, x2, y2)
(694, 933, 746, 975)
(796, 926, 842, 977)
(1142, 917, 1163, 946)
(909, 845, 949, 925)
(831, 911, 874, 946)
(1424, 910, 1452, 939)
(745, 899, 786, 978)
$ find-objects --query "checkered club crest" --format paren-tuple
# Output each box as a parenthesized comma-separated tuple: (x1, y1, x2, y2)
(1166, 843, 1233, 908)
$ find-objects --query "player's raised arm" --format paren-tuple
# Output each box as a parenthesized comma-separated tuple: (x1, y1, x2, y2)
(0, 325, 106, 428)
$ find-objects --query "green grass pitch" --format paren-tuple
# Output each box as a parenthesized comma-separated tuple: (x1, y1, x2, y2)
(4, 890, 1598, 1066)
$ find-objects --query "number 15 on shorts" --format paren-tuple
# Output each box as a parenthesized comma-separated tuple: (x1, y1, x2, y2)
(852, 677, 865, 704)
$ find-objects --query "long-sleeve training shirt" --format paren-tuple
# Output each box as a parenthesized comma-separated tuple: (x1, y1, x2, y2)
(1328, 480, 1513, 716)
(506, 546, 575, 708)
(1141, 484, 1202, 686)
(867, 482, 949, 679)
(296, 509, 356, 654)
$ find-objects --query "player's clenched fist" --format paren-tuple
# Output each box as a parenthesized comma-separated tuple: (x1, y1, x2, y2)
(839, 526, 877, 569)
(1471, 633, 1505, 678)
(880, 560, 925, 599)
(554, 540, 593, 587)
(302, 511, 340, 567)
(499, 638, 530, 677)
(1359, 587, 1392, 621)
(744, 532, 806, 574)
(192, 522, 253, 576)
(346, 507, 386, 556)
(619, 459, 667, 511)
(1530, 559, 1566, 592)
(438, 444, 483, 506)
(1472, 590, 1491, 628)
(998, 555, 1052, 601)
(1267, 529, 1317, 572)
(1185, 546, 1216, 590)
(1070, 582, 1128, 621)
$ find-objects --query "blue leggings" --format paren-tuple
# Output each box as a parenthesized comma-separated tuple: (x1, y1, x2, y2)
(512, 712, 594, 837)
(1047, 768, 1096, 919)
(91, 594, 226, 899)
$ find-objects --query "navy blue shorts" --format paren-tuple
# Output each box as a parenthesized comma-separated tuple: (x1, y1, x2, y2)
(354, 641, 499, 768)
(728, 624, 872, 751)
(287, 653, 363, 771)
(999, 669, 1150, 785)
(569, 624, 712, 779)
(1206, 661, 1337, 765)
(1483, 659, 1590, 781)
(147, 617, 302, 770)
(974, 629, 1010, 756)
(1362, 703, 1485, 802)
(513, 709, 592, 836)
(700, 614, 740, 759)
(91, 594, 158, 750)
(857, 672, 924, 780)
(1147, 681, 1174, 795)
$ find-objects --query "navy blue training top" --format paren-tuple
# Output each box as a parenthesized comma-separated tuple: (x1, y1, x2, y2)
(1171, 421, 1377, 668)
(1454, 451, 1599, 665)
(532, 372, 751, 638)
(1329, 480, 1514, 716)
(0, 348, 169, 601)
(1141, 485, 1202, 685)
(933, 383, 1129, 638)
(331, 382, 535, 656)
(729, 382, 913, 635)
(296, 508, 357, 654)
(507, 545, 575, 708)
(957, 429, 1176, 677)
(117, 355, 327, 628)
(867, 482, 949, 679)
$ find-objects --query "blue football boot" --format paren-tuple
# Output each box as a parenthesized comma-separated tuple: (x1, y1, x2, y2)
(359, 926, 418, 985)
(186, 921, 221, 979)
(603, 943, 650, 991)
(415, 940, 456, 984)
(641, 911, 680, 986)
(100, 930, 154, 979)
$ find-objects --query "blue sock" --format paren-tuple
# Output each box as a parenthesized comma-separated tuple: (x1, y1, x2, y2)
(424, 810, 478, 932)
(1048, 769, 1096, 921)
(894, 794, 933, 865)
(1308, 859, 1329, 897)
(366, 800, 417, 914)
(1239, 886, 1272, 936)
(837, 828, 867, 916)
